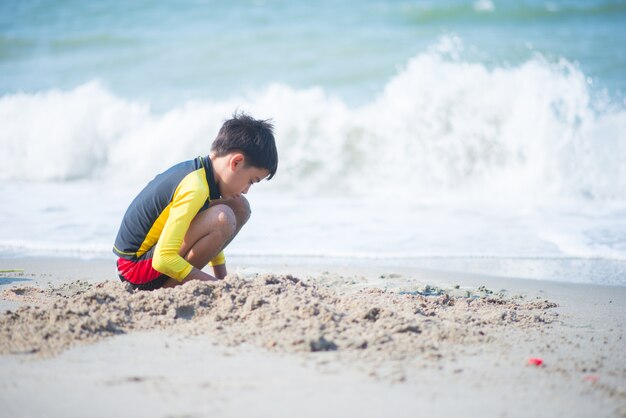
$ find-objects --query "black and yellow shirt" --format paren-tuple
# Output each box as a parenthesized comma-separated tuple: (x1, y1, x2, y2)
(113, 156, 225, 281)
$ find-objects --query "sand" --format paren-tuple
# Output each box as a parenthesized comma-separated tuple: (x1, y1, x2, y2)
(0, 256, 625, 418)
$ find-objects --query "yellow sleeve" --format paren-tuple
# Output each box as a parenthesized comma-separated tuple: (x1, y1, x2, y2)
(152, 171, 208, 281)
(209, 251, 226, 266)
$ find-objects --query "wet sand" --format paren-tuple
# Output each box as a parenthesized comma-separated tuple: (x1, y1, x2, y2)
(0, 256, 624, 418)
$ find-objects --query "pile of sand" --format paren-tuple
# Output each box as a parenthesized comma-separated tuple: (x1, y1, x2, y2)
(0, 274, 558, 362)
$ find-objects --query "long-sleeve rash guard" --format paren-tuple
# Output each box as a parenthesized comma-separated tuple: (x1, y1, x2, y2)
(113, 156, 225, 282)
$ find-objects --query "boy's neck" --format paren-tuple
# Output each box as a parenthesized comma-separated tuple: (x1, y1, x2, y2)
(209, 153, 225, 191)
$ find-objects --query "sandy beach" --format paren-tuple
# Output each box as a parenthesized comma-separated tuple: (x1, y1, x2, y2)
(0, 256, 624, 418)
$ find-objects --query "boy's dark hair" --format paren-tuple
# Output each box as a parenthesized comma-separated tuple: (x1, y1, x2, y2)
(211, 112, 278, 180)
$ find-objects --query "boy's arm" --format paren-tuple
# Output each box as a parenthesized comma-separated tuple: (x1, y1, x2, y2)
(208, 250, 226, 279)
(182, 266, 217, 282)
(212, 263, 227, 280)
(178, 262, 225, 284)
(152, 174, 208, 282)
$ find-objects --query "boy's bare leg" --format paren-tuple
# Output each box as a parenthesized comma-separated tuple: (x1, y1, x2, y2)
(161, 195, 251, 287)
(207, 195, 251, 249)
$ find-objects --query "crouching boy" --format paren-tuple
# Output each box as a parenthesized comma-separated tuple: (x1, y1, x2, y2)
(112, 112, 278, 290)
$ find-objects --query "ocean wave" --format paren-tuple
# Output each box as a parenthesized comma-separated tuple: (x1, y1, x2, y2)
(401, 1, 626, 23)
(1, 38, 625, 203)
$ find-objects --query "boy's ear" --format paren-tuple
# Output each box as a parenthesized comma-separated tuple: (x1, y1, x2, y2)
(229, 153, 246, 170)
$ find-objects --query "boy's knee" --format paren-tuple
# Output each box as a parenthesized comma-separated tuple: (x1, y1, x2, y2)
(214, 205, 237, 239)
(230, 195, 251, 228)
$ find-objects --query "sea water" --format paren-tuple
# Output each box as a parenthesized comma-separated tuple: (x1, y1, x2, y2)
(1, 0, 625, 285)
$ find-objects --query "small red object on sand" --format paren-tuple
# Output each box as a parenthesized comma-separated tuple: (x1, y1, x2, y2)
(528, 357, 544, 366)
(583, 375, 599, 383)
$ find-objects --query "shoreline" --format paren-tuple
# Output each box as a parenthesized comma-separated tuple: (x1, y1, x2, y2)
(0, 256, 625, 417)
(2, 252, 626, 284)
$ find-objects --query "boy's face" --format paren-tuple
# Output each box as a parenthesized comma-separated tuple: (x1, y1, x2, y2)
(221, 153, 270, 199)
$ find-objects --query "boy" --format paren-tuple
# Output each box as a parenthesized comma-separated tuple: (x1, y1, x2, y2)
(112, 112, 278, 290)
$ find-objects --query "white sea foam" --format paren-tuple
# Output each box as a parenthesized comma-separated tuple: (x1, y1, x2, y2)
(1, 41, 624, 205)
(473, 0, 495, 12)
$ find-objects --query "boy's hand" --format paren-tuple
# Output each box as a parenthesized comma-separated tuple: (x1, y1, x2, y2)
(212, 263, 227, 280)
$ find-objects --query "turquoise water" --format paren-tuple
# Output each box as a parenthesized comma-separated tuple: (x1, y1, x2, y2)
(2, 0, 625, 108)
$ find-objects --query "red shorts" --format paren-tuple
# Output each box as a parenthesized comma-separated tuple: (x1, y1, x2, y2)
(117, 255, 168, 291)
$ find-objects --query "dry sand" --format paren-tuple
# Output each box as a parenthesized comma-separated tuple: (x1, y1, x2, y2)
(0, 274, 556, 363)
(0, 257, 625, 418)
